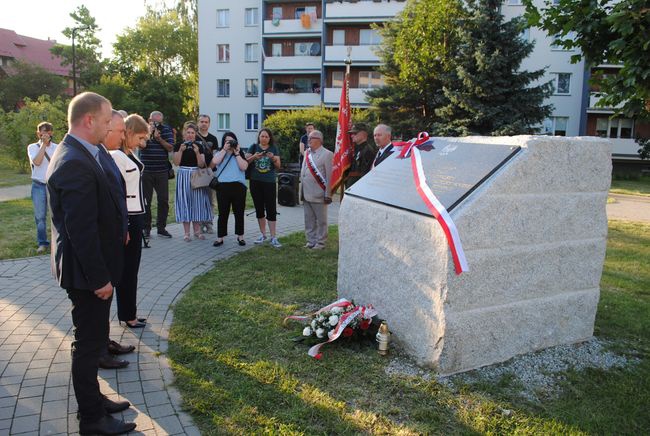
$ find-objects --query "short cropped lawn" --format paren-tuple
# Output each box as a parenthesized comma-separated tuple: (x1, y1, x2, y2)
(168, 221, 650, 434)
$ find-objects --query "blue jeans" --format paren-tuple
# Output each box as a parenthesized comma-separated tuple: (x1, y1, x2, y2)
(31, 180, 49, 247)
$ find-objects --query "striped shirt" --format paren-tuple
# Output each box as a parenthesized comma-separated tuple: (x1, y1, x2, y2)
(141, 123, 174, 173)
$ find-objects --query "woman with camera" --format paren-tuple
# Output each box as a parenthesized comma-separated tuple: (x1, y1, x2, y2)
(109, 114, 149, 328)
(209, 131, 248, 247)
(245, 127, 282, 248)
(173, 121, 213, 242)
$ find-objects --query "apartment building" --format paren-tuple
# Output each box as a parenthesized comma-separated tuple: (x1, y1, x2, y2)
(199, 0, 646, 157)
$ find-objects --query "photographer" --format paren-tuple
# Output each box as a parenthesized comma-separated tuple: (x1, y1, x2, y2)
(197, 114, 219, 235)
(245, 128, 282, 248)
(209, 132, 248, 247)
(173, 122, 213, 242)
(141, 111, 175, 239)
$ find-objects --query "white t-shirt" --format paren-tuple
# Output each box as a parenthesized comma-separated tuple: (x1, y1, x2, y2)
(27, 141, 57, 183)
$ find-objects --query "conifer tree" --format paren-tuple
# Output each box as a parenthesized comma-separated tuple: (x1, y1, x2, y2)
(433, 0, 553, 136)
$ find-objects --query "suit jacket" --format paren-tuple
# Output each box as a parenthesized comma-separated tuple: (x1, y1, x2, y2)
(373, 143, 395, 167)
(110, 150, 145, 214)
(46, 134, 126, 291)
(300, 145, 334, 203)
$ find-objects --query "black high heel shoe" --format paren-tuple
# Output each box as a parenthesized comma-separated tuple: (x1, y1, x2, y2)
(121, 320, 146, 329)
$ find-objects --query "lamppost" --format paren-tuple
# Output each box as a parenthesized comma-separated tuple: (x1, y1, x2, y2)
(71, 26, 89, 96)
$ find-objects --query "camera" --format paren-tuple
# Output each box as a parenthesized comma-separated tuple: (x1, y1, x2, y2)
(225, 139, 238, 148)
(150, 121, 163, 140)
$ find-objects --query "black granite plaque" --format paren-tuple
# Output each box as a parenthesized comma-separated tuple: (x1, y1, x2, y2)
(345, 140, 521, 216)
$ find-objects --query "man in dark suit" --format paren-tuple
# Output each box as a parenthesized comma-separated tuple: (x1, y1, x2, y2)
(372, 124, 395, 168)
(47, 92, 136, 435)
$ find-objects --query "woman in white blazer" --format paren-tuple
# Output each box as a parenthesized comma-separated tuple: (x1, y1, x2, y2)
(109, 114, 149, 329)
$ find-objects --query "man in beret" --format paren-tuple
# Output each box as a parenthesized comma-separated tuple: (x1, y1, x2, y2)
(344, 123, 377, 189)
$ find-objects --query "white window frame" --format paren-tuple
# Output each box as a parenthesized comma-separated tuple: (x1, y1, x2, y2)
(216, 9, 230, 28)
(217, 113, 230, 131)
(543, 117, 569, 136)
(552, 73, 571, 95)
(271, 43, 282, 57)
(245, 79, 259, 97)
(217, 44, 230, 63)
(332, 30, 345, 46)
(245, 113, 259, 131)
(245, 43, 259, 62)
(216, 79, 230, 98)
(244, 8, 259, 26)
(358, 71, 383, 89)
(332, 71, 344, 88)
(359, 29, 381, 46)
(596, 117, 635, 139)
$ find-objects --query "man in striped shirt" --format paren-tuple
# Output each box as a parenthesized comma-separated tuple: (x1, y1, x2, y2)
(141, 111, 175, 238)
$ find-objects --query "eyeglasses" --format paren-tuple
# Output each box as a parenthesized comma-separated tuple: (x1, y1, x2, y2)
(308, 137, 321, 141)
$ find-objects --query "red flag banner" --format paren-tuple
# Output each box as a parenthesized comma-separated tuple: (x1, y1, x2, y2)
(329, 73, 352, 191)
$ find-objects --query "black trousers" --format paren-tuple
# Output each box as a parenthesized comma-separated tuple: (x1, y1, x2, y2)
(142, 171, 169, 231)
(250, 180, 277, 221)
(216, 182, 246, 238)
(66, 288, 111, 422)
(116, 214, 143, 322)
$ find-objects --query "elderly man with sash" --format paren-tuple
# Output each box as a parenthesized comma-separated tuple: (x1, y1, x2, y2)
(299, 129, 333, 250)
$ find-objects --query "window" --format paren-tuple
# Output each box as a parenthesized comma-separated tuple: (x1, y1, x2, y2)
(332, 30, 345, 46)
(295, 6, 316, 20)
(596, 117, 634, 139)
(245, 8, 259, 26)
(271, 43, 282, 57)
(506, 0, 523, 4)
(552, 73, 571, 95)
(360, 29, 382, 45)
(272, 7, 282, 20)
(217, 79, 230, 97)
(217, 44, 230, 62)
(245, 43, 259, 62)
(332, 71, 344, 88)
(543, 117, 569, 136)
(216, 9, 229, 27)
(245, 79, 259, 97)
(359, 71, 384, 89)
(217, 113, 230, 131)
(246, 113, 259, 131)
(294, 42, 319, 56)
(294, 78, 312, 93)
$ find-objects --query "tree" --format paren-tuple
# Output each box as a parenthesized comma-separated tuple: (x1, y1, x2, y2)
(50, 6, 104, 89)
(367, 0, 466, 138)
(434, 0, 553, 136)
(523, 0, 650, 120)
(0, 61, 67, 111)
(0, 96, 68, 172)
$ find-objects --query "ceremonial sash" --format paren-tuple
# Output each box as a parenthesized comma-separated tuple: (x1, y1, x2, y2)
(306, 149, 327, 192)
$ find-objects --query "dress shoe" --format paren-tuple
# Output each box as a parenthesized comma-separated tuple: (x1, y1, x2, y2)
(237, 238, 246, 246)
(98, 355, 129, 369)
(79, 414, 136, 435)
(157, 228, 172, 238)
(76, 397, 131, 420)
(122, 320, 146, 329)
(213, 239, 224, 247)
(107, 340, 135, 355)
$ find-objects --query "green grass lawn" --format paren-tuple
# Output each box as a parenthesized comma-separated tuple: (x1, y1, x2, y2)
(167, 220, 650, 435)
(0, 198, 48, 258)
(0, 156, 30, 188)
(610, 175, 650, 197)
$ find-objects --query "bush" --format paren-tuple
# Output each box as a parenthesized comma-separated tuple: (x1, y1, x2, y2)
(0, 96, 68, 173)
(262, 106, 377, 164)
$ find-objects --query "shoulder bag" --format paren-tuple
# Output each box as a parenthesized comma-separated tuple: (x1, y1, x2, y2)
(190, 166, 214, 189)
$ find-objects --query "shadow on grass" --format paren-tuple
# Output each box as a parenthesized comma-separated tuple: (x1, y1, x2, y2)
(167, 229, 616, 434)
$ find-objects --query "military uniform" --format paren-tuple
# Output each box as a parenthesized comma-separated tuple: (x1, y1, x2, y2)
(345, 140, 376, 189)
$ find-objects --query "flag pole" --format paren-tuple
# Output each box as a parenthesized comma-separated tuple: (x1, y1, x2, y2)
(340, 47, 352, 200)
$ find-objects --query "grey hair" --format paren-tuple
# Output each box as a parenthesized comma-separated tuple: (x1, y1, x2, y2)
(149, 110, 163, 119)
(374, 124, 392, 135)
(309, 129, 323, 140)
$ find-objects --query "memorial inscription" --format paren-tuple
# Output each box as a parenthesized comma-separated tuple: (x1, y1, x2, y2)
(346, 139, 521, 214)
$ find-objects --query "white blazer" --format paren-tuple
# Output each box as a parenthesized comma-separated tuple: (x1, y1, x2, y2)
(109, 150, 145, 214)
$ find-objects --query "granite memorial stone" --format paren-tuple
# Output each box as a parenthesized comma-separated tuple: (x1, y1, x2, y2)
(337, 135, 611, 375)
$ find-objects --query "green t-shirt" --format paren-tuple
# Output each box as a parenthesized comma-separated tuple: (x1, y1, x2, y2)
(247, 143, 279, 183)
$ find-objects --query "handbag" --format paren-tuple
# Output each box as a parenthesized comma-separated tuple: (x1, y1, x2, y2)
(210, 153, 235, 191)
(190, 167, 214, 189)
(167, 160, 175, 180)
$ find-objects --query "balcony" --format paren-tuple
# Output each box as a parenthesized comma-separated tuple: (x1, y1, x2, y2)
(324, 87, 371, 105)
(325, 44, 380, 64)
(325, 0, 406, 21)
(264, 55, 321, 71)
(264, 92, 322, 107)
(588, 93, 624, 113)
(609, 138, 641, 160)
(263, 18, 322, 36)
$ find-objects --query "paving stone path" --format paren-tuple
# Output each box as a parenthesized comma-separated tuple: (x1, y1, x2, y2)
(0, 202, 339, 435)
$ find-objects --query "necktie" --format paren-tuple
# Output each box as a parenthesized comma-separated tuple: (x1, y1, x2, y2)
(374, 149, 383, 167)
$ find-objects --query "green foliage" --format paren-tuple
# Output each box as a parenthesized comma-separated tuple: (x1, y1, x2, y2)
(0, 95, 68, 172)
(0, 61, 67, 111)
(523, 0, 650, 120)
(50, 5, 104, 88)
(434, 0, 553, 136)
(262, 107, 377, 164)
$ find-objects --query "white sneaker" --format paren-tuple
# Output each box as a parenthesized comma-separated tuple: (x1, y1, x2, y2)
(270, 237, 282, 248)
(254, 234, 267, 244)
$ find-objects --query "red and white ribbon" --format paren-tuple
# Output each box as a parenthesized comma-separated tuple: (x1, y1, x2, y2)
(308, 305, 378, 359)
(396, 133, 469, 275)
(306, 149, 327, 192)
(283, 298, 353, 324)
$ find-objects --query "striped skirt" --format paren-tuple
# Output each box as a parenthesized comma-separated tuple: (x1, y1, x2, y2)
(175, 167, 214, 223)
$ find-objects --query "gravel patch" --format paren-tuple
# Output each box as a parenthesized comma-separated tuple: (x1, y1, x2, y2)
(385, 338, 638, 402)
